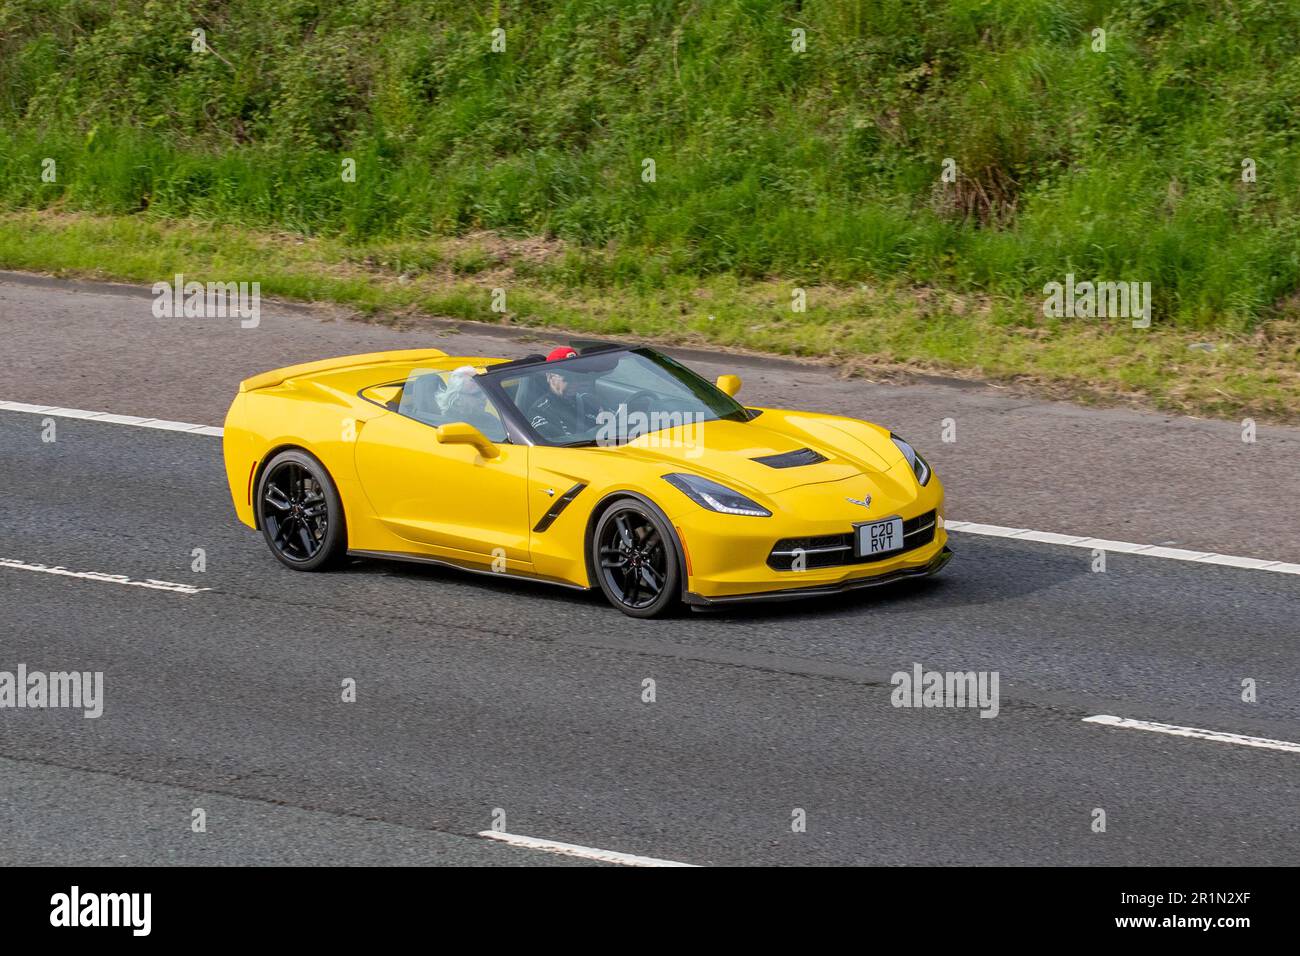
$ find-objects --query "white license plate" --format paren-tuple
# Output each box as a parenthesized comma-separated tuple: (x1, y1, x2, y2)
(857, 517, 903, 557)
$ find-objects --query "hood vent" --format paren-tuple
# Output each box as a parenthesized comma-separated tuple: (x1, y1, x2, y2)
(751, 448, 827, 469)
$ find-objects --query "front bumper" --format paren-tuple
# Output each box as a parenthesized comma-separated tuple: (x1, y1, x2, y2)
(670, 467, 948, 602)
(683, 545, 952, 606)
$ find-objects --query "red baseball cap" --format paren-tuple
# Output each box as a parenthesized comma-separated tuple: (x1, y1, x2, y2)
(546, 346, 578, 362)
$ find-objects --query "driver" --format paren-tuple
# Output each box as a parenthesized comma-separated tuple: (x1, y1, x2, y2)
(527, 346, 601, 438)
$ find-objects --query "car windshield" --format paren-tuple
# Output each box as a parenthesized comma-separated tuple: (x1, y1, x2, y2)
(488, 348, 747, 446)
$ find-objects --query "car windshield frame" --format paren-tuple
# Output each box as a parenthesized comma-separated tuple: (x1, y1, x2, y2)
(477, 346, 749, 448)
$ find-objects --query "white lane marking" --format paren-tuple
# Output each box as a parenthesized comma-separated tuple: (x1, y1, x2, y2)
(477, 831, 698, 867)
(0, 400, 223, 436)
(945, 521, 1300, 576)
(1, 400, 1297, 577)
(0, 559, 209, 595)
(1083, 715, 1300, 754)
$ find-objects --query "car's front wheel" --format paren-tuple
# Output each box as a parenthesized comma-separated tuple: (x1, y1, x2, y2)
(593, 497, 681, 618)
(256, 449, 346, 571)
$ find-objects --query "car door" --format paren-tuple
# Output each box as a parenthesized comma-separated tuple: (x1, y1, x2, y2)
(353, 372, 531, 567)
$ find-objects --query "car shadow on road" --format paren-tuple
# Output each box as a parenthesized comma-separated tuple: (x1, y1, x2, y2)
(351, 535, 1085, 624)
(347, 554, 612, 613)
(690, 537, 1089, 623)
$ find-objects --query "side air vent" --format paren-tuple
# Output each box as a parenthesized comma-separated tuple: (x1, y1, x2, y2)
(751, 448, 827, 469)
(532, 483, 587, 532)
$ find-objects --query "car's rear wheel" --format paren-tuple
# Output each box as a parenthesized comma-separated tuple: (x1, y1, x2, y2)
(593, 498, 680, 618)
(256, 449, 346, 571)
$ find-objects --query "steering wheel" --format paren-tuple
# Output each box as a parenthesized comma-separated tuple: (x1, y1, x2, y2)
(624, 390, 659, 416)
(610, 390, 658, 441)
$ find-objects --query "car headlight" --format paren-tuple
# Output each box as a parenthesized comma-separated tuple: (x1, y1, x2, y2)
(890, 434, 932, 486)
(662, 473, 771, 516)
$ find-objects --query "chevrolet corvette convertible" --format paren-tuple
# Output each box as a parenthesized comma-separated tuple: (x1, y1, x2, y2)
(222, 342, 950, 616)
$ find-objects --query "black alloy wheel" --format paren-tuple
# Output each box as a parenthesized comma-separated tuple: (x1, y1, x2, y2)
(257, 449, 346, 570)
(594, 499, 680, 618)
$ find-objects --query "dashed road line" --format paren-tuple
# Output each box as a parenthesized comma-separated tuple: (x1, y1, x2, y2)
(0, 400, 222, 436)
(477, 831, 698, 867)
(1083, 714, 1300, 754)
(0, 559, 208, 595)
(946, 521, 1300, 576)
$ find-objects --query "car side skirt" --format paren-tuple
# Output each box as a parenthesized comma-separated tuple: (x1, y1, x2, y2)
(347, 549, 594, 592)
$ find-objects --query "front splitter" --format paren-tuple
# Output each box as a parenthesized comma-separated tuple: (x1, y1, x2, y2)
(683, 546, 952, 607)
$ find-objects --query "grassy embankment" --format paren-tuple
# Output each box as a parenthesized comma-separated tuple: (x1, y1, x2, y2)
(1, 1, 1297, 418)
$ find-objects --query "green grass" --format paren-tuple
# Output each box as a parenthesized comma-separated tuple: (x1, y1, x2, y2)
(6, 209, 1296, 421)
(0, 1, 1298, 414)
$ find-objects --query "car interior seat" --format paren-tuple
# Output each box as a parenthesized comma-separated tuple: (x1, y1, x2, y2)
(398, 372, 445, 425)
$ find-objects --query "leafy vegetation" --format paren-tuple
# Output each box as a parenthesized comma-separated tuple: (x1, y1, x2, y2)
(1, 0, 1298, 413)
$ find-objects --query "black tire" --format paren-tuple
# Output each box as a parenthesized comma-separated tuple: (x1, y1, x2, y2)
(592, 496, 681, 618)
(256, 449, 347, 571)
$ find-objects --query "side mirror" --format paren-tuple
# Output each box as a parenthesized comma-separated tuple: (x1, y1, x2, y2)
(715, 374, 742, 397)
(436, 422, 500, 459)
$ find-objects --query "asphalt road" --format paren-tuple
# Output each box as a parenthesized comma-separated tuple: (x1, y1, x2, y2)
(0, 273, 1297, 865)
(2, 270, 1296, 559)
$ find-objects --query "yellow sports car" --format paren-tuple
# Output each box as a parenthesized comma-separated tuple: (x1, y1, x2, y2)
(222, 342, 950, 617)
